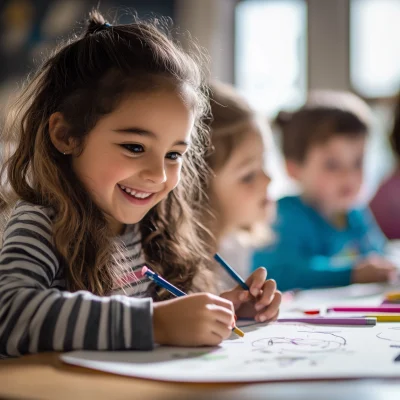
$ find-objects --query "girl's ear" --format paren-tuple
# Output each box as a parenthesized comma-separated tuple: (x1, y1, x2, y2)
(48, 112, 76, 155)
(285, 159, 302, 180)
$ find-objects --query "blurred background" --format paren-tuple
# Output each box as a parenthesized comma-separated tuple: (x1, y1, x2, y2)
(1, 0, 400, 201)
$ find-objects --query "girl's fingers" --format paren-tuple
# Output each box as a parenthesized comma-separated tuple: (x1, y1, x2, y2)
(212, 305, 235, 326)
(254, 279, 277, 310)
(210, 320, 235, 342)
(209, 293, 235, 313)
(255, 291, 282, 322)
(246, 267, 267, 297)
(269, 309, 280, 322)
(239, 290, 251, 302)
(221, 289, 250, 304)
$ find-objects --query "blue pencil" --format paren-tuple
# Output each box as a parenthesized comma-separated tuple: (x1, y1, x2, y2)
(214, 253, 250, 291)
(140, 265, 245, 337)
(141, 266, 186, 297)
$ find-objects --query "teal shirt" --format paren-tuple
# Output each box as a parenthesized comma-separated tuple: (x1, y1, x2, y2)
(251, 196, 387, 291)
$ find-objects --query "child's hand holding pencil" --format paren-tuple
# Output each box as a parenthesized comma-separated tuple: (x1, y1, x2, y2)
(141, 266, 242, 347)
(219, 264, 281, 323)
(153, 292, 236, 347)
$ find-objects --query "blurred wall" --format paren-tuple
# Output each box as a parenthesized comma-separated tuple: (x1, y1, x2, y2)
(1, 0, 398, 199)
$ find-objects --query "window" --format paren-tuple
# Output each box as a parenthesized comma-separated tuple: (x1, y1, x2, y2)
(350, 0, 400, 98)
(235, 0, 307, 117)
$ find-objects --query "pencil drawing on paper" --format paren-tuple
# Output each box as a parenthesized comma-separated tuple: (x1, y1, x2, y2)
(376, 327, 400, 343)
(251, 331, 347, 354)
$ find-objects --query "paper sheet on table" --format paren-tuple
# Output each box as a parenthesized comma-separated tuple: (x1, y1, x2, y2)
(61, 321, 400, 382)
(283, 282, 400, 311)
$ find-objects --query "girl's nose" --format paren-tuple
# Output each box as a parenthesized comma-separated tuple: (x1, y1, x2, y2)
(139, 159, 167, 184)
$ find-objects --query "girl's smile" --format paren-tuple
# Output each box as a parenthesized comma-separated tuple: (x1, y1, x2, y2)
(117, 184, 156, 205)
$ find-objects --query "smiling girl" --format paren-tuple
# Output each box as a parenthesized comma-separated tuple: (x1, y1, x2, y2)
(0, 11, 279, 357)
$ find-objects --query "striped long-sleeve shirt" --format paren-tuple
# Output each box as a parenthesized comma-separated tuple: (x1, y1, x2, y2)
(0, 201, 154, 358)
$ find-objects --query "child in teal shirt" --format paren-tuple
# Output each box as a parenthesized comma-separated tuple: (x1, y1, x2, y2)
(252, 91, 396, 291)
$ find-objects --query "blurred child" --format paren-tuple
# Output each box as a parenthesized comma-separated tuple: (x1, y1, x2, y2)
(0, 11, 279, 357)
(202, 82, 281, 317)
(251, 91, 396, 292)
(370, 91, 400, 239)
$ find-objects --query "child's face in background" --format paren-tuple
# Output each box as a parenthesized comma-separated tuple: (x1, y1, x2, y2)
(211, 127, 273, 235)
(292, 135, 366, 214)
(71, 89, 194, 234)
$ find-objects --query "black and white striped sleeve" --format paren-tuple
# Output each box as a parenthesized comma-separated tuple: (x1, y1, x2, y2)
(0, 205, 154, 357)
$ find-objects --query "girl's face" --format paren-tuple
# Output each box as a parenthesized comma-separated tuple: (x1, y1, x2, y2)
(71, 89, 194, 234)
(211, 127, 273, 235)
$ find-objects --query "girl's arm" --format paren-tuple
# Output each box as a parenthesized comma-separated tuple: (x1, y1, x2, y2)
(0, 207, 153, 357)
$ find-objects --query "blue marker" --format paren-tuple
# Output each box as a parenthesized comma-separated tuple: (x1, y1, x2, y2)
(214, 253, 250, 291)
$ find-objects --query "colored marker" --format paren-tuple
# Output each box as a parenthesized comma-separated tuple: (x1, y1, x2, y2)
(386, 292, 400, 302)
(278, 317, 376, 326)
(141, 266, 245, 337)
(381, 299, 400, 305)
(365, 315, 400, 322)
(328, 306, 400, 313)
(304, 309, 321, 315)
(214, 253, 250, 291)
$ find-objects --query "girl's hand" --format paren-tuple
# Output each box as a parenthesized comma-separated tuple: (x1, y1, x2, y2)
(220, 267, 281, 323)
(153, 293, 235, 347)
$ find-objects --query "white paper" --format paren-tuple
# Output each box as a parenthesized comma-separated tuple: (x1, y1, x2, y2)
(285, 282, 395, 310)
(61, 321, 400, 382)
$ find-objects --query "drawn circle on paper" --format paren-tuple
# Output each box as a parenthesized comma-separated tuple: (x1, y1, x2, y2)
(376, 327, 400, 343)
(252, 332, 346, 354)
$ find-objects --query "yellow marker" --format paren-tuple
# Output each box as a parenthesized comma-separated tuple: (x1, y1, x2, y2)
(233, 326, 245, 337)
(385, 292, 400, 301)
(366, 314, 400, 322)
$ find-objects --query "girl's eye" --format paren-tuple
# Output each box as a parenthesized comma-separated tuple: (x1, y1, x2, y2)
(241, 172, 257, 184)
(121, 144, 144, 154)
(166, 152, 182, 161)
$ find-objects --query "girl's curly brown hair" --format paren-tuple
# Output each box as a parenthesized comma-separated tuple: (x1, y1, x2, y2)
(0, 10, 214, 299)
